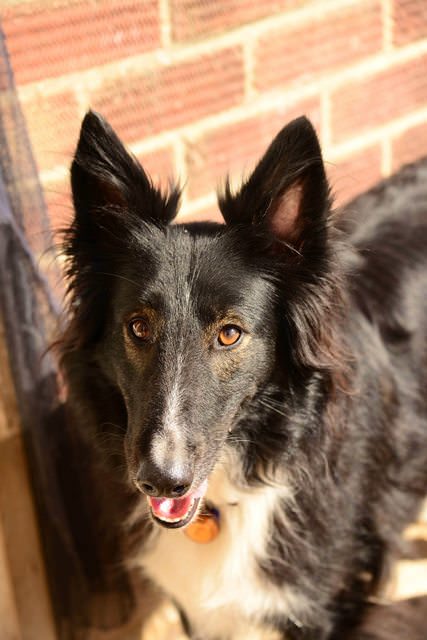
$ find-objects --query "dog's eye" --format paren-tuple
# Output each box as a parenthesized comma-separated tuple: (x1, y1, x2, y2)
(129, 318, 151, 341)
(217, 325, 242, 348)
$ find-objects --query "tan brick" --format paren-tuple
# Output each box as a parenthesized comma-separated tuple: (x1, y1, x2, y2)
(91, 47, 245, 142)
(392, 0, 427, 47)
(326, 144, 383, 207)
(185, 98, 321, 200)
(330, 54, 427, 143)
(3, 0, 160, 84)
(254, 1, 382, 93)
(392, 121, 427, 170)
(21, 90, 81, 172)
(170, 0, 310, 43)
(177, 204, 224, 224)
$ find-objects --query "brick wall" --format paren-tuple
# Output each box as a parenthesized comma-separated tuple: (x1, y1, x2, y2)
(3, 0, 427, 239)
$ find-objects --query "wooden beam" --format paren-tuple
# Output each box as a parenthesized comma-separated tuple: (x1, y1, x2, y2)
(0, 316, 56, 640)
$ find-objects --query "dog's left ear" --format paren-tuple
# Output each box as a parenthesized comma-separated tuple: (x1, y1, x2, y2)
(219, 117, 330, 251)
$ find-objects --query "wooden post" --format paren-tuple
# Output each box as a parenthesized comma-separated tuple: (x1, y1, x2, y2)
(0, 317, 56, 640)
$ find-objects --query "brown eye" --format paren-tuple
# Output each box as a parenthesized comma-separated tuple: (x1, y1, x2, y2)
(129, 317, 151, 341)
(218, 325, 242, 348)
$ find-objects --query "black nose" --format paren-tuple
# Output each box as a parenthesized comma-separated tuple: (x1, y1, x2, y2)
(136, 461, 193, 498)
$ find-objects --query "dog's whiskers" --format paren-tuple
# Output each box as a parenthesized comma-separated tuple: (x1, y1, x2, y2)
(228, 436, 259, 446)
(97, 271, 142, 289)
(258, 398, 288, 419)
(99, 421, 127, 433)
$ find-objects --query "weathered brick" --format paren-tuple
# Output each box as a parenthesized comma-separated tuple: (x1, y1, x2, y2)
(3, 0, 160, 84)
(170, 0, 310, 43)
(393, 0, 427, 47)
(91, 47, 245, 142)
(326, 144, 383, 207)
(330, 54, 427, 143)
(185, 98, 321, 200)
(21, 90, 81, 172)
(254, 1, 382, 92)
(392, 121, 427, 170)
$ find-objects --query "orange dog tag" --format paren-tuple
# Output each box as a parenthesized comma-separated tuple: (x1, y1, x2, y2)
(184, 513, 220, 544)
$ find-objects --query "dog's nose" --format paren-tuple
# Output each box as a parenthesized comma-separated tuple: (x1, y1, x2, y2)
(136, 462, 193, 498)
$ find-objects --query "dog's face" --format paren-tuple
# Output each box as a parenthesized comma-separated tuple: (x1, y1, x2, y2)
(65, 112, 332, 528)
(101, 225, 280, 525)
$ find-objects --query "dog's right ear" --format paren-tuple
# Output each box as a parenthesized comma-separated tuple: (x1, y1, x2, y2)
(63, 113, 180, 348)
(71, 111, 179, 226)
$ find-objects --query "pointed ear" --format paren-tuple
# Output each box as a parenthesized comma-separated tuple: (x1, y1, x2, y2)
(71, 111, 179, 225)
(64, 112, 180, 348)
(219, 117, 330, 250)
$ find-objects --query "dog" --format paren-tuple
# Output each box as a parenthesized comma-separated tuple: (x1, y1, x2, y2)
(60, 110, 427, 640)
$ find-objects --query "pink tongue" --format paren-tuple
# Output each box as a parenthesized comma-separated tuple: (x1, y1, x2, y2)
(149, 495, 193, 520)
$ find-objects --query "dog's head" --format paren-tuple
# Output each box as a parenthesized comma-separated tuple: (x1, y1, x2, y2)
(63, 111, 335, 528)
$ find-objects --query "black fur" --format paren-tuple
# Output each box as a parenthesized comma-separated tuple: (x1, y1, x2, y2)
(60, 111, 427, 639)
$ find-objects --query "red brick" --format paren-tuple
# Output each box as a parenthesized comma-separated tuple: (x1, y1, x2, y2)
(254, 2, 382, 92)
(330, 54, 427, 143)
(91, 47, 245, 142)
(326, 144, 383, 207)
(135, 146, 176, 187)
(3, 0, 160, 84)
(392, 121, 427, 170)
(393, 0, 427, 47)
(170, 0, 310, 43)
(21, 91, 81, 172)
(185, 98, 321, 200)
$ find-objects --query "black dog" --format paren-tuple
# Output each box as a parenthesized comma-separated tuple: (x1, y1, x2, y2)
(61, 111, 427, 640)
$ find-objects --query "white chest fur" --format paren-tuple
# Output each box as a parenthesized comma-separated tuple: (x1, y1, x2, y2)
(137, 456, 309, 640)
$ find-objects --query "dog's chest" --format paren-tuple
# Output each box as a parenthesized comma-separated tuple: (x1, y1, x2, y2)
(138, 464, 300, 640)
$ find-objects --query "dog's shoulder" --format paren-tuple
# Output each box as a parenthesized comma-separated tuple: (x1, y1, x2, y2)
(337, 156, 427, 248)
(336, 158, 427, 342)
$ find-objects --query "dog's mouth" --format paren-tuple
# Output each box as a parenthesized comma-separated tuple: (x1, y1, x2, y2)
(147, 480, 208, 529)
